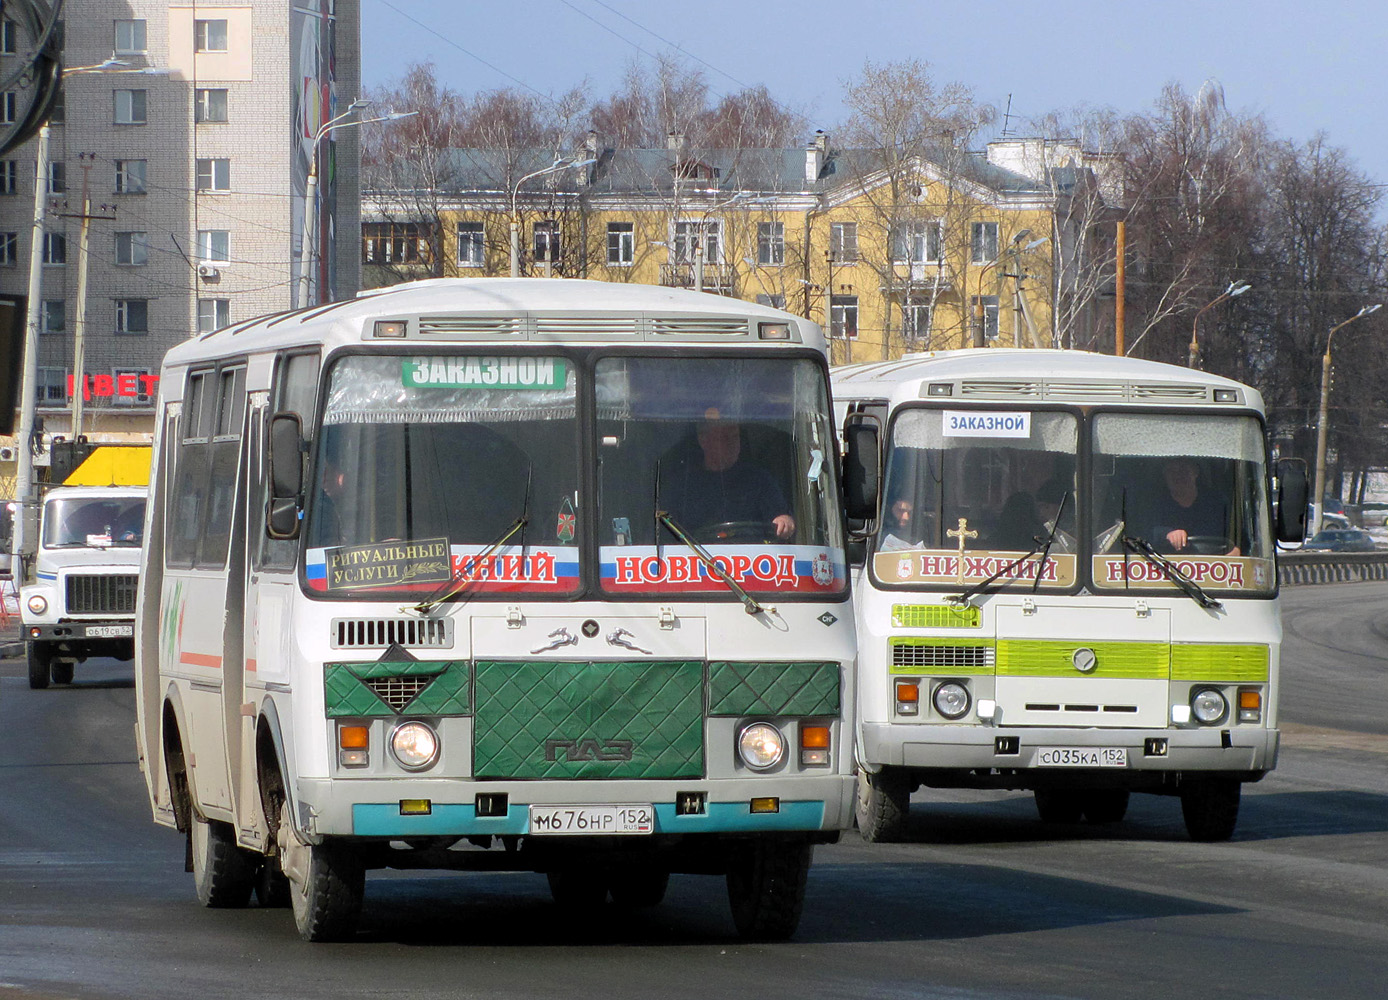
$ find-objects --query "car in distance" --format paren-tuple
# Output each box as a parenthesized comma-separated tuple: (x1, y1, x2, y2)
(1301, 528, 1379, 553)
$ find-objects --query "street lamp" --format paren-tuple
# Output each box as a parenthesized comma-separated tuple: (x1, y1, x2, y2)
(298, 101, 416, 307)
(1187, 281, 1251, 369)
(1311, 303, 1382, 535)
(509, 157, 596, 278)
(974, 230, 1046, 348)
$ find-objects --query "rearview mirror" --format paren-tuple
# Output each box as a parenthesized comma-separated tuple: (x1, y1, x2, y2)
(841, 417, 880, 522)
(1275, 457, 1308, 543)
(267, 412, 304, 540)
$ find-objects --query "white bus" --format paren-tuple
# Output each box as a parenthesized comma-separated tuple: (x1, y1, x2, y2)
(135, 278, 856, 941)
(833, 349, 1306, 842)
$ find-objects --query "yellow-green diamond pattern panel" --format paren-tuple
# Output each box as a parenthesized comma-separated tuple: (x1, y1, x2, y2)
(707, 661, 840, 717)
(324, 661, 465, 718)
(474, 660, 704, 780)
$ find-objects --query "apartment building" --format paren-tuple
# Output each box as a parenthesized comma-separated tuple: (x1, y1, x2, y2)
(0, 0, 360, 472)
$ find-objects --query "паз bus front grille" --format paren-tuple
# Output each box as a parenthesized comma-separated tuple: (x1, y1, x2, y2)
(330, 617, 454, 649)
(65, 574, 137, 615)
(363, 674, 433, 712)
(890, 641, 995, 670)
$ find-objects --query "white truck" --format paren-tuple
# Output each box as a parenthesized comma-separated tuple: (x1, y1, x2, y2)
(21, 485, 147, 688)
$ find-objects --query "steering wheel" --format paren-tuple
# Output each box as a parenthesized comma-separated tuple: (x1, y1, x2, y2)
(1180, 535, 1236, 556)
(697, 520, 776, 544)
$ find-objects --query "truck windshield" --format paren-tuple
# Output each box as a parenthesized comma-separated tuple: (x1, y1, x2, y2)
(595, 355, 846, 597)
(43, 496, 146, 548)
(304, 354, 579, 596)
(1090, 412, 1274, 594)
(871, 409, 1079, 590)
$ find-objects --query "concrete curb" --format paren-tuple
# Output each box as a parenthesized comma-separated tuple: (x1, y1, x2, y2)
(1, 641, 25, 659)
(1279, 552, 1388, 586)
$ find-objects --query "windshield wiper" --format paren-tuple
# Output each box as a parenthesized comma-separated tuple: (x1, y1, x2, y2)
(656, 510, 768, 616)
(1118, 531, 1224, 610)
(948, 491, 1071, 605)
(406, 462, 533, 615)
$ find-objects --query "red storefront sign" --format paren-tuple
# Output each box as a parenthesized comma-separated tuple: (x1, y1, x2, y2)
(66, 373, 160, 400)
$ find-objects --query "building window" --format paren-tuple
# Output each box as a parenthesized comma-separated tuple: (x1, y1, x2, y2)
(830, 222, 858, 263)
(456, 221, 484, 267)
(606, 222, 633, 266)
(198, 298, 230, 332)
(196, 158, 230, 192)
(115, 231, 149, 265)
(41, 300, 64, 335)
(361, 223, 432, 264)
(532, 220, 559, 263)
(0, 20, 16, 55)
(0, 92, 16, 125)
(0, 232, 16, 265)
(114, 19, 147, 54)
(194, 89, 228, 124)
(115, 159, 146, 193)
(0, 160, 16, 194)
(902, 301, 932, 342)
(115, 299, 149, 335)
(112, 368, 154, 406)
(757, 222, 785, 266)
(46, 160, 65, 195)
(43, 232, 66, 264)
(114, 89, 147, 125)
(971, 222, 999, 264)
(893, 219, 942, 264)
(755, 293, 786, 310)
(197, 230, 230, 262)
(831, 295, 858, 340)
(37, 368, 66, 404)
(673, 220, 719, 264)
(972, 295, 1000, 342)
(194, 19, 229, 52)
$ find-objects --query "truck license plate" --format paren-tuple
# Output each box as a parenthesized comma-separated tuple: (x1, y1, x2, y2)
(85, 625, 133, 638)
(1035, 746, 1128, 767)
(529, 804, 654, 835)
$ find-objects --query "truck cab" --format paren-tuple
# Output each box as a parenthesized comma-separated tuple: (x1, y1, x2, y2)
(21, 485, 147, 688)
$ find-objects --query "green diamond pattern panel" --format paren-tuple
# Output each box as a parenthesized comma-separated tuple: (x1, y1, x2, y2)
(707, 661, 840, 717)
(474, 660, 704, 780)
(323, 661, 468, 718)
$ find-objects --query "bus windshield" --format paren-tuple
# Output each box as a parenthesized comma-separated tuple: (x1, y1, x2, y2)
(304, 354, 579, 596)
(596, 355, 846, 596)
(872, 409, 1079, 590)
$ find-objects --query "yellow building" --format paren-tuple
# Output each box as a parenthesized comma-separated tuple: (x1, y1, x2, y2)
(362, 134, 1108, 364)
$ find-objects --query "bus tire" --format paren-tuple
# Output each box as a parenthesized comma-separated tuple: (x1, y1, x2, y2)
(855, 766, 910, 843)
(1082, 789, 1130, 825)
(191, 812, 256, 908)
(547, 869, 608, 908)
(726, 841, 812, 942)
(1180, 778, 1241, 842)
(280, 800, 363, 941)
(609, 868, 670, 908)
(1034, 788, 1084, 824)
(50, 659, 75, 686)
(27, 643, 51, 690)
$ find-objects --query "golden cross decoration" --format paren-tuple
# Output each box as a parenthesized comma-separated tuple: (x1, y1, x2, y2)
(947, 517, 977, 586)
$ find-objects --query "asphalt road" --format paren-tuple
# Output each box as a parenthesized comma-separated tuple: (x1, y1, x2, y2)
(2, 582, 1386, 1000)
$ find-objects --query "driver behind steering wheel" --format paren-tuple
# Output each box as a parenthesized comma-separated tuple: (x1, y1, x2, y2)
(1149, 457, 1240, 555)
(662, 409, 795, 541)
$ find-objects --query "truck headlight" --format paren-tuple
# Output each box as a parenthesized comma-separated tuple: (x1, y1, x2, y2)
(737, 723, 785, 770)
(26, 595, 47, 615)
(1191, 688, 1228, 725)
(389, 722, 439, 770)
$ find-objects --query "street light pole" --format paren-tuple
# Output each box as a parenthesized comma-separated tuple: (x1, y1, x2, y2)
(1188, 281, 1251, 369)
(509, 157, 596, 278)
(297, 99, 369, 307)
(1311, 303, 1382, 536)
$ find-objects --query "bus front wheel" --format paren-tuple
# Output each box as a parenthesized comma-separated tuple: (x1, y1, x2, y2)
(726, 840, 812, 942)
(855, 766, 911, 843)
(280, 800, 363, 941)
(1180, 778, 1241, 842)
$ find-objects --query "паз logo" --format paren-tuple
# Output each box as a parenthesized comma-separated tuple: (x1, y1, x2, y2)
(544, 738, 634, 762)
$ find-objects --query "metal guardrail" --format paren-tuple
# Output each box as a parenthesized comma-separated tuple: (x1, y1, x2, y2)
(1279, 550, 1388, 586)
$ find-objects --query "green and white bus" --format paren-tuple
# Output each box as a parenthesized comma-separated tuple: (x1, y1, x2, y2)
(135, 278, 856, 940)
(833, 349, 1306, 842)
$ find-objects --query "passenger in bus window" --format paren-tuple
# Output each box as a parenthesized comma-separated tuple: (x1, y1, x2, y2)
(662, 410, 795, 541)
(1149, 458, 1240, 555)
(879, 496, 919, 551)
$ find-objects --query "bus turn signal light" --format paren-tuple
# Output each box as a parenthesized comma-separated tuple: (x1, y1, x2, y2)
(1238, 689, 1262, 723)
(800, 724, 830, 766)
(895, 681, 919, 715)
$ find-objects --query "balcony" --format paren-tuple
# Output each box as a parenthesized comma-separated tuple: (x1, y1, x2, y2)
(893, 261, 954, 291)
(659, 262, 734, 294)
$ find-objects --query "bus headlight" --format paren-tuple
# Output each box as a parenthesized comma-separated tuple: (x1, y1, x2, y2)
(737, 723, 785, 770)
(1191, 688, 1228, 725)
(26, 595, 47, 615)
(389, 722, 439, 770)
(932, 681, 971, 720)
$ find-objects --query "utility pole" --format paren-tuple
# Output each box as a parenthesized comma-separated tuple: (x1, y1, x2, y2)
(13, 123, 51, 582)
(54, 155, 116, 441)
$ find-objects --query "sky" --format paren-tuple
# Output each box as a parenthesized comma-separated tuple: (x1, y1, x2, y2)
(360, 0, 1388, 190)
